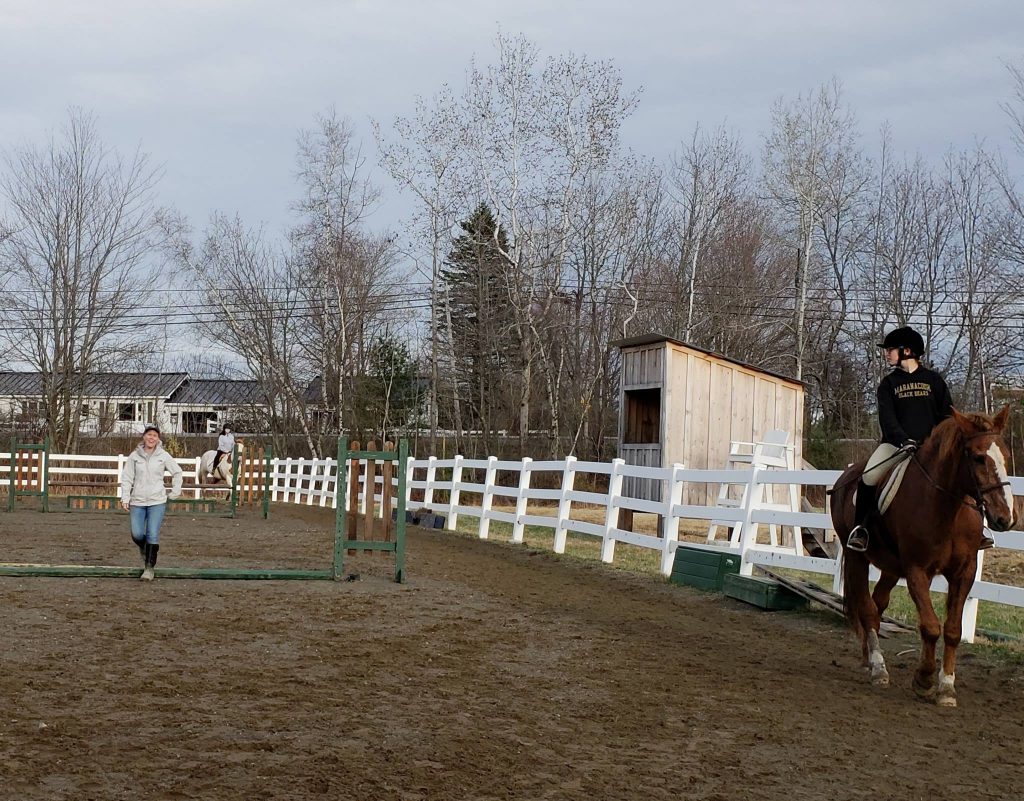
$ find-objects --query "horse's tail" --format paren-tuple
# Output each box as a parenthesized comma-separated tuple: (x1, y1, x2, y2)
(833, 470, 869, 639)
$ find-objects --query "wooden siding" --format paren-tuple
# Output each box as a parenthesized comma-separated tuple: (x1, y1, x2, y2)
(618, 339, 805, 505)
(621, 346, 664, 388)
(620, 444, 663, 502)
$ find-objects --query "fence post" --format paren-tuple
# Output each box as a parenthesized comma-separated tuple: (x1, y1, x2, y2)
(478, 455, 498, 540)
(116, 453, 126, 502)
(553, 456, 577, 554)
(962, 549, 985, 643)
(405, 455, 416, 515)
(262, 446, 272, 518)
(423, 456, 437, 513)
(660, 464, 686, 576)
(512, 457, 532, 543)
(736, 465, 762, 576)
(447, 454, 463, 531)
(601, 458, 625, 563)
(269, 455, 279, 503)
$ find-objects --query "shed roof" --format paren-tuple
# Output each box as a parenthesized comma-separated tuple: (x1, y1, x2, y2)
(0, 371, 189, 398)
(609, 334, 804, 388)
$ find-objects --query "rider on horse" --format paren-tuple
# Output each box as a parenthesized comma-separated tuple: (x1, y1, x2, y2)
(847, 326, 995, 552)
(213, 425, 234, 473)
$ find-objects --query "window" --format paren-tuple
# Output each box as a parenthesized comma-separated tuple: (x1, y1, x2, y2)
(20, 400, 43, 416)
(81, 403, 90, 416)
(118, 403, 135, 421)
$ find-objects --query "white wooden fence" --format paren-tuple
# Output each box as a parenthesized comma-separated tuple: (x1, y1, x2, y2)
(3, 448, 1023, 642)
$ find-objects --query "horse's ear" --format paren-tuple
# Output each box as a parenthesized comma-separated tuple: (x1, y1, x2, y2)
(993, 404, 1012, 432)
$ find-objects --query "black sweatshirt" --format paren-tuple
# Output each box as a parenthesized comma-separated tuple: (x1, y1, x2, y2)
(876, 366, 953, 446)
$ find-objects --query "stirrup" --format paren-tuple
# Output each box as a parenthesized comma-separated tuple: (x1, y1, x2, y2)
(847, 525, 869, 553)
(979, 535, 995, 551)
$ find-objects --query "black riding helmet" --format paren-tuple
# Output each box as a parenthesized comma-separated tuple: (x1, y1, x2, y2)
(878, 326, 925, 358)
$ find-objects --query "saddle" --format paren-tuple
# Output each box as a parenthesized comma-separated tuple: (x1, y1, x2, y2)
(850, 457, 911, 516)
(877, 458, 911, 515)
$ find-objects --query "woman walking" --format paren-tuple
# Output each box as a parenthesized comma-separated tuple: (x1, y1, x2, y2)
(120, 424, 183, 580)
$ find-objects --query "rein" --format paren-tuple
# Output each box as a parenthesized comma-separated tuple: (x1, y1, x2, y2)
(909, 431, 1010, 519)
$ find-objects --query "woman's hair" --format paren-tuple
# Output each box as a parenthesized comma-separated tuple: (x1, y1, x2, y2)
(221, 425, 232, 435)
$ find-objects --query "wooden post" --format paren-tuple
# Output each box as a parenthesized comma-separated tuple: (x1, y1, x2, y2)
(381, 441, 395, 546)
(346, 441, 361, 555)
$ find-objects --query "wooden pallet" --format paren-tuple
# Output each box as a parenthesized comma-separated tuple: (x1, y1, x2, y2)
(756, 567, 916, 637)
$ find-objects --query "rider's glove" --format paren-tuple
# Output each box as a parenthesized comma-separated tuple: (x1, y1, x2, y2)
(901, 439, 918, 453)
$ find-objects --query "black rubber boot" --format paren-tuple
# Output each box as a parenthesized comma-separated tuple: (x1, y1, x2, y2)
(132, 537, 146, 566)
(847, 481, 876, 552)
(141, 543, 159, 581)
(979, 534, 995, 550)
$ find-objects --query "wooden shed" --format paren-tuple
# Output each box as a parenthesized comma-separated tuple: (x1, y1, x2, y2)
(613, 334, 804, 504)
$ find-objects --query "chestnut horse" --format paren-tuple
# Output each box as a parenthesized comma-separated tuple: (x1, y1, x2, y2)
(830, 407, 1015, 707)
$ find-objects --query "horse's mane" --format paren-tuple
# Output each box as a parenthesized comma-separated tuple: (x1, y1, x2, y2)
(928, 411, 993, 465)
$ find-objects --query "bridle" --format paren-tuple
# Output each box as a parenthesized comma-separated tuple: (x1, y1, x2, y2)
(910, 430, 1011, 519)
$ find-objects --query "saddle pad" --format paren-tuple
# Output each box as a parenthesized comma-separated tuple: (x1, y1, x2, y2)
(877, 458, 911, 516)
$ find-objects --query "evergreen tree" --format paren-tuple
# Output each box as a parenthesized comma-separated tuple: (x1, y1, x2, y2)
(440, 203, 516, 445)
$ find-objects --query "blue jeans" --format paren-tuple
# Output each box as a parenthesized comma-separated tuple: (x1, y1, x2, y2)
(129, 503, 167, 546)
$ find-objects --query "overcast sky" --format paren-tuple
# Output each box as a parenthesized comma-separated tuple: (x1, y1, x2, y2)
(2, 0, 1024, 242)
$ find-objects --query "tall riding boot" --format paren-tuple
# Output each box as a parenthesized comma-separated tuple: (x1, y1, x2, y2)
(141, 543, 159, 581)
(847, 481, 876, 552)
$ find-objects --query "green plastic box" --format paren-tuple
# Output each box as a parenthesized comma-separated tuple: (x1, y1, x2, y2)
(669, 546, 741, 591)
(722, 573, 808, 610)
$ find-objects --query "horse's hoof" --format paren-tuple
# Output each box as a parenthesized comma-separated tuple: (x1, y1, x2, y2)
(935, 693, 957, 708)
(870, 669, 890, 687)
(913, 678, 935, 699)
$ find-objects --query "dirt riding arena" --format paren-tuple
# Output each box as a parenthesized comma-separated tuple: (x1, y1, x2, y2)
(1, 505, 1023, 800)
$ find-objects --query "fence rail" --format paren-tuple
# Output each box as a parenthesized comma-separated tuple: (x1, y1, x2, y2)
(3, 448, 1022, 642)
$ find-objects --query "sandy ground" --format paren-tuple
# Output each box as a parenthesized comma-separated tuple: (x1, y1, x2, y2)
(1, 504, 1023, 800)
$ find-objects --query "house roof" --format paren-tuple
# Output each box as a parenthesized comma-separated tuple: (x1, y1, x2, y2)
(0, 371, 189, 398)
(167, 379, 266, 406)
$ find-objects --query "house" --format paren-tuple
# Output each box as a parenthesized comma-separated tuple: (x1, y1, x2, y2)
(0, 372, 269, 436)
(0, 371, 188, 435)
(165, 378, 267, 433)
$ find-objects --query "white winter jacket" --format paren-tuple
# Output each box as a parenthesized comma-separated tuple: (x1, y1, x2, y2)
(120, 443, 184, 506)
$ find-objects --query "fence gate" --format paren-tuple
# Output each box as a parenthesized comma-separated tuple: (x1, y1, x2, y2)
(334, 438, 407, 583)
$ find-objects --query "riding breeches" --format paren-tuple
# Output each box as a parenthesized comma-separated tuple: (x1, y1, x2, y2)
(861, 443, 908, 487)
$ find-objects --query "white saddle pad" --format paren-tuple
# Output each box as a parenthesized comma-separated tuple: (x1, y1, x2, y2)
(877, 458, 911, 515)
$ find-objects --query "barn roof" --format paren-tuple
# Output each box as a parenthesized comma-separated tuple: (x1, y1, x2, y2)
(166, 379, 266, 406)
(609, 334, 804, 388)
(0, 371, 189, 398)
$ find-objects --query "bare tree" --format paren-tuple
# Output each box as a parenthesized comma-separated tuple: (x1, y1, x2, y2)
(161, 212, 318, 456)
(667, 125, 748, 340)
(461, 33, 640, 451)
(0, 108, 161, 451)
(943, 146, 1020, 410)
(762, 78, 860, 381)
(375, 90, 465, 447)
(290, 111, 400, 440)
